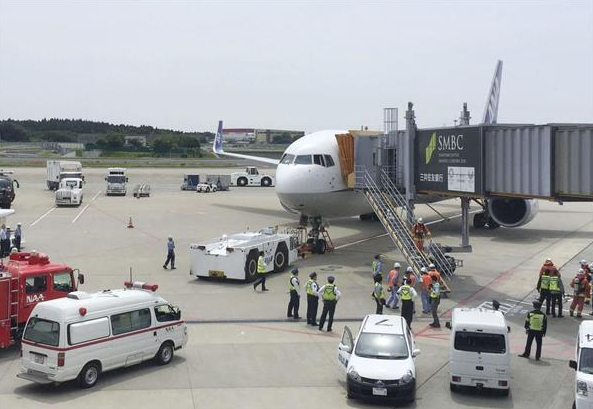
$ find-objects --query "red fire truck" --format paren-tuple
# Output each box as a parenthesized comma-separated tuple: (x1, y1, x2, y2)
(0, 252, 84, 348)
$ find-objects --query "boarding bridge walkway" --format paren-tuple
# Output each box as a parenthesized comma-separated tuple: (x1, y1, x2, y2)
(355, 167, 453, 294)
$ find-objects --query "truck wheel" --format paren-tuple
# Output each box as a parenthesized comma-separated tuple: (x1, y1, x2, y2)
(487, 217, 500, 230)
(245, 250, 259, 282)
(238, 177, 248, 186)
(206, 187, 211, 193)
(155, 342, 174, 365)
(261, 177, 272, 187)
(78, 362, 101, 388)
(274, 243, 289, 272)
(314, 239, 327, 254)
(449, 383, 457, 392)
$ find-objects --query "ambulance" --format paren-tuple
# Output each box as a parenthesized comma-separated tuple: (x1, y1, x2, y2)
(18, 281, 187, 388)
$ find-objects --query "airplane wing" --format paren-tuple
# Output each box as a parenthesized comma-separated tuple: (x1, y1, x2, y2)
(482, 60, 503, 124)
(213, 121, 281, 165)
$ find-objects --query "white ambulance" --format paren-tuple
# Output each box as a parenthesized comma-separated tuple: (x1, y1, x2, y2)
(570, 320, 593, 409)
(17, 282, 187, 388)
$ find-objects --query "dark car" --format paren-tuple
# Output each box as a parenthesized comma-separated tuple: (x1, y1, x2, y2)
(0, 176, 19, 209)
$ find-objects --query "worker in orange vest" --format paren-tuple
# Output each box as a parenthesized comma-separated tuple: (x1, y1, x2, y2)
(570, 269, 590, 318)
(411, 218, 431, 251)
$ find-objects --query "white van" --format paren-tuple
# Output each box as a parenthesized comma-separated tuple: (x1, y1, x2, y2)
(569, 321, 593, 409)
(446, 308, 511, 395)
(17, 282, 188, 388)
(337, 314, 420, 403)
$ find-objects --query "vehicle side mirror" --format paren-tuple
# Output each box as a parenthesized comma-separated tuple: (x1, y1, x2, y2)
(126, 177, 129, 182)
(104, 177, 107, 181)
(445, 322, 451, 330)
(338, 343, 351, 353)
(569, 360, 577, 370)
(13, 180, 20, 188)
(412, 348, 421, 358)
(78, 273, 85, 285)
(507, 326, 511, 333)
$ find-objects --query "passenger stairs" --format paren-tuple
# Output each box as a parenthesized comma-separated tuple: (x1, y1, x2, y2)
(355, 167, 454, 293)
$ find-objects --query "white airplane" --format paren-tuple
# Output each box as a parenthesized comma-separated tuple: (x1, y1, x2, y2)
(213, 61, 538, 238)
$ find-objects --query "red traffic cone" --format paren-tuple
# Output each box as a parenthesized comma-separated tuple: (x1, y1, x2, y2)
(127, 217, 134, 228)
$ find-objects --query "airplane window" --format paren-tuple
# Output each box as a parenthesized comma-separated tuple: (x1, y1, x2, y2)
(295, 155, 312, 165)
(280, 154, 295, 164)
(324, 155, 335, 167)
(313, 155, 325, 167)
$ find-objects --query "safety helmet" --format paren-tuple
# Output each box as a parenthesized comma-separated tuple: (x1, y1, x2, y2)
(168, 235, 173, 239)
(420, 267, 428, 273)
(309, 271, 317, 278)
(578, 268, 585, 274)
(393, 262, 401, 269)
(291, 268, 299, 275)
(328, 275, 335, 283)
(544, 257, 553, 265)
(428, 264, 436, 269)
(406, 266, 413, 273)
(581, 259, 588, 265)
(417, 218, 423, 223)
(532, 300, 542, 309)
(17, 222, 21, 226)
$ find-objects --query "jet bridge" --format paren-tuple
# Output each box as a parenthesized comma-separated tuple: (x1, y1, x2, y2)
(340, 102, 593, 252)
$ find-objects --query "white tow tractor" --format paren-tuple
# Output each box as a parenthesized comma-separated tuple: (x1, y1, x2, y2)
(231, 166, 274, 187)
(55, 177, 83, 207)
(189, 227, 298, 282)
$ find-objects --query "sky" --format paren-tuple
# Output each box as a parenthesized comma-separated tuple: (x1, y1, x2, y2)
(0, 1, 592, 133)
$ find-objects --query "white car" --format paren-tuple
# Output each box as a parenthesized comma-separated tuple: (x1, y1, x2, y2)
(196, 183, 217, 193)
(570, 321, 593, 409)
(338, 314, 419, 403)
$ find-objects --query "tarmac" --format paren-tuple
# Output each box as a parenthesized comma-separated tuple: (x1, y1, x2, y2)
(0, 166, 592, 409)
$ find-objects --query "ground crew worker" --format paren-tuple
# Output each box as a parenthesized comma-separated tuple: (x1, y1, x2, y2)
(429, 275, 441, 328)
(318, 276, 341, 332)
(253, 251, 269, 291)
(287, 268, 300, 319)
(570, 269, 589, 317)
(163, 235, 176, 270)
(386, 263, 401, 309)
(549, 269, 564, 318)
(420, 267, 431, 314)
(428, 264, 441, 281)
(372, 254, 382, 278)
(411, 217, 431, 251)
(397, 278, 418, 329)
(306, 272, 319, 325)
(14, 222, 22, 252)
(404, 266, 416, 287)
(537, 260, 552, 315)
(519, 300, 547, 361)
(0, 224, 8, 258)
(372, 274, 386, 314)
(580, 260, 592, 305)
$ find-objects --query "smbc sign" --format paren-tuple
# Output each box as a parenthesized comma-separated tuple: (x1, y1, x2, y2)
(415, 127, 483, 195)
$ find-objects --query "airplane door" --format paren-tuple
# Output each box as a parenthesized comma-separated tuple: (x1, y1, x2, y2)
(337, 326, 354, 376)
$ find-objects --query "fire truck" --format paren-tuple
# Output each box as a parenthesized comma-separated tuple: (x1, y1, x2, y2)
(0, 252, 84, 348)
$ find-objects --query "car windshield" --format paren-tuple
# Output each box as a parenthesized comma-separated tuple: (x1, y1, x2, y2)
(64, 180, 78, 188)
(354, 333, 409, 359)
(454, 332, 506, 354)
(23, 318, 60, 347)
(107, 176, 125, 183)
(580, 348, 593, 374)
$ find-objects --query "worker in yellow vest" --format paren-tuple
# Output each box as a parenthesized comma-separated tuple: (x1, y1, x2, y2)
(317, 276, 341, 332)
(519, 300, 547, 361)
(306, 272, 319, 326)
(253, 251, 269, 291)
(372, 274, 386, 314)
(548, 271, 564, 318)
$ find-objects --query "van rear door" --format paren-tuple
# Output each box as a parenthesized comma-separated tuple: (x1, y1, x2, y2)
(20, 317, 61, 380)
(453, 331, 509, 380)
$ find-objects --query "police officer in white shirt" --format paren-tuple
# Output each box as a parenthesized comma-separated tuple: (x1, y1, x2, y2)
(287, 268, 300, 319)
(317, 276, 342, 332)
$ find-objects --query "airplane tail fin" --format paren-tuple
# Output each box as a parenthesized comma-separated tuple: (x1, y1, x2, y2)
(213, 120, 224, 155)
(482, 60, 503, 124)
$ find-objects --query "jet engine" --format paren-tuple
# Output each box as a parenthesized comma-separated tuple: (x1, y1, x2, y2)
(487, 198, 539, 228)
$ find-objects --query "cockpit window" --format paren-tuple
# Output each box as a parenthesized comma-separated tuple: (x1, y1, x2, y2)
(294, 155, 312, 165)
(324, 155, 335, 167)
(313, 155, 325, 167)
(280, 154, 295, 165)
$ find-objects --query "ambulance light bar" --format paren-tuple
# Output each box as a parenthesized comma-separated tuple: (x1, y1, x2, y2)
(123, 281, 158, 292)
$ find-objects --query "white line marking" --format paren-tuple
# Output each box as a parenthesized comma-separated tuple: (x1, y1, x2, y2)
(334, 233, 388, 250)
(30, 207, 56, 227)
(71, 190, 101, 224)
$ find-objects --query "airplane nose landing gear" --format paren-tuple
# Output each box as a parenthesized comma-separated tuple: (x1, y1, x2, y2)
(296, 216, 334, 256)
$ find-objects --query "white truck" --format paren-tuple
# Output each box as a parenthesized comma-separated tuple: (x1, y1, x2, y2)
(105, 167, 128, 196)
(189, 228, 298, 282)
(231, 166, 274, 187)
(55, 177, 84, 207)
(46, 160, 83, 190)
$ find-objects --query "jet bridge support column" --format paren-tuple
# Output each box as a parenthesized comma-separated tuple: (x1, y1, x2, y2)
(404, 102, 417, 224)
(458, 197, 472, 252)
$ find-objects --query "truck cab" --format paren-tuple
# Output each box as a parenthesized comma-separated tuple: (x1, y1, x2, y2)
(105, 167, 128, 196)
(231, 166, 275, 187)
(0, 252, 82, 348)
(55, 178, 83, 206)
(0, 170, 19, 209)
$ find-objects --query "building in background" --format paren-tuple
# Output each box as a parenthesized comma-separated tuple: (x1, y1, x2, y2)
(124, 135, 147, 147)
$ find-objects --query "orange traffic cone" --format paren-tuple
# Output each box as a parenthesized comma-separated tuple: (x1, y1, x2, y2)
(127, 217, 134, 228)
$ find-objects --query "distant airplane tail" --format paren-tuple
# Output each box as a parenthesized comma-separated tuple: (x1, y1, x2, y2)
(482, 60, 503, 124)
(213, 120, 224, 155)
